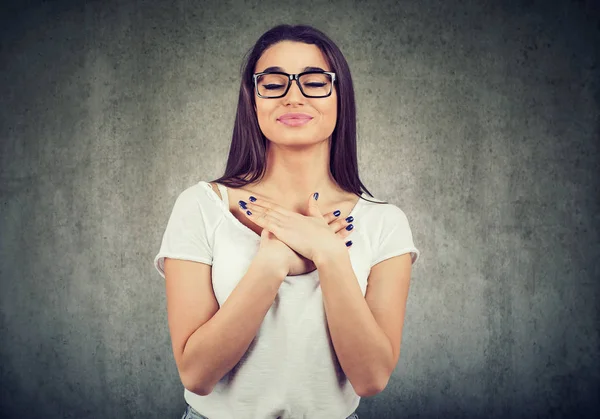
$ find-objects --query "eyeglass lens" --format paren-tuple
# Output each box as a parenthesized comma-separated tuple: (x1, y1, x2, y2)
(256, 73, 332, 98)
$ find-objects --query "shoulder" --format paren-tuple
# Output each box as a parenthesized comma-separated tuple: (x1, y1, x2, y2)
(359, 196, 405, 216)
(173, 181, 222, 210)
(207, 182, 222, 199)
(360, 198, 412, 229)
(176, 181, 206, 200)
(166, 181, 227, 232)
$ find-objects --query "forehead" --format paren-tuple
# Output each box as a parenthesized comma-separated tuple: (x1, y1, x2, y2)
(255, 41, 330, 73)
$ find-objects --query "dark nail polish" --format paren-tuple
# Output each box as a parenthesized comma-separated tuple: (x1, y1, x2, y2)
(246, 210, 252, 216)
(249, 196, 256, 202)
(333, 209, 341, 217)
(345, 240, 352, 247)
(345, 224, 353, 231)
(238, 200, 247, 209)
(345, 216, 354, 223)
(313, 192, 319, 200)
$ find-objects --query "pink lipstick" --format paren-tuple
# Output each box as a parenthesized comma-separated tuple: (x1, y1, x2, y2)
(277, 113, 313, 127)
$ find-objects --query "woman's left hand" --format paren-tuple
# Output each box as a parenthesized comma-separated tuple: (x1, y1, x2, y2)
(238, 193, 348, 264)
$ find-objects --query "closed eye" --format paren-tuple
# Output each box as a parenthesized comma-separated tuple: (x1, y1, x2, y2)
(263, 84, 286, 90)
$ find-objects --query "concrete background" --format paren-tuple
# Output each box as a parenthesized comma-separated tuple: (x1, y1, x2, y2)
(1, 0, 598, 418)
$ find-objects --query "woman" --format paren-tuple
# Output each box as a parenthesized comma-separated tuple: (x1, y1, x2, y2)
(154, 24, 420, 419)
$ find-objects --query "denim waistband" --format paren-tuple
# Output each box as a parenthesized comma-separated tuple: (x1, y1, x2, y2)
(182, 404, 359, 419)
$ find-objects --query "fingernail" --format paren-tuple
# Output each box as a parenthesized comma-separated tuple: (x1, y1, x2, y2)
(345, 216, 354, 223)
(249, 196, 256, 202)
(345, 240, 352, 247)
(333, 209, 341, 217)
(313, 192, 319, 200)
(238, 200, 247, 209)
(345, 224, 353, 231)
(246, 210, 252, 216)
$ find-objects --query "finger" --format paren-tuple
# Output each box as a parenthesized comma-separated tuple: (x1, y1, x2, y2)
(239, 203, 287, 239)
(336, 225, 354, 249)
(239, 201, 286, 224)
(335, 221, 354, 239)
(243, 195, 294, 218)
(323, 209, 342, 225)
(331, 215, 354, 234)
(240, 205, 283, 234)
(318, 208, 354, 248)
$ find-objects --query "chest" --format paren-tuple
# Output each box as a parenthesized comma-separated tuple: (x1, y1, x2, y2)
(224, 187, 358, 238)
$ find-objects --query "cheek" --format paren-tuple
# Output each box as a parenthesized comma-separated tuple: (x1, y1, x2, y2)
(330, 102, 337, 120)
(326, 91, 338, 119)
(255, 103, 273, 130)
(323, 100, 337, 126)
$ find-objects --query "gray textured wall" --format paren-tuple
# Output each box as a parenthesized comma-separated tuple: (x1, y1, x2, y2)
(1, 0, 598, 418)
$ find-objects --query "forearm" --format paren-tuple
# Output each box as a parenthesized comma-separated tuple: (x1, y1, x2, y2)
(315, 251, 392, 396)
(181, 255, 285, 395)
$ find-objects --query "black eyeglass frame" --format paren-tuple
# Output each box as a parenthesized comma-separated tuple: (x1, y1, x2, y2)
(252, 70, 337, 99)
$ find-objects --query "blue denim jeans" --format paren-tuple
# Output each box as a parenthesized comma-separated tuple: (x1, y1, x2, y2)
(181, 403, 359, 419)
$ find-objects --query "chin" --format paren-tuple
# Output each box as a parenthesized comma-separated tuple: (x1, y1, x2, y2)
(270, 133, 327, 145)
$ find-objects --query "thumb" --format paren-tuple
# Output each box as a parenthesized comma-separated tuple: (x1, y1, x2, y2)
(307, 192, 322, 218)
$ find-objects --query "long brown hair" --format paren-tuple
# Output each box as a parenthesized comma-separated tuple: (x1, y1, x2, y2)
(208, 24, 388, 205)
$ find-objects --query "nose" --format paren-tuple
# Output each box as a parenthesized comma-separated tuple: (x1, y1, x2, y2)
(283, 79, 304, 104)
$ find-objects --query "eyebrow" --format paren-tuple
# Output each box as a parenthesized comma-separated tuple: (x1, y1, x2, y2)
(258, 66, 328, 73)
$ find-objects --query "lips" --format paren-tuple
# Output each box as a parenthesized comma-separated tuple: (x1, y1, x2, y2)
(277, 113, 313, 127)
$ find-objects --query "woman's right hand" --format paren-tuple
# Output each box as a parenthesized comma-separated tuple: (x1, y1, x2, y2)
(257, 209, 354, 277)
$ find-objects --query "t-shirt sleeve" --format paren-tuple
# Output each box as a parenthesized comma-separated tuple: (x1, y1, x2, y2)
(153, 187, 213, 279)
(371, 205, 420, 268)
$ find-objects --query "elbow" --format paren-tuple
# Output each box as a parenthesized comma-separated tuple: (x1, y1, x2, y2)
(180, 371, 213, 396)
(356, 377, 388, 397)
(355, 368, 391, 398)
(178, 350, 214, 396)
(357, 350, 396, 397)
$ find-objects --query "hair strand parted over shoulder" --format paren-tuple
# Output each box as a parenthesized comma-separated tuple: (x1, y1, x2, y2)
(209, 24, 387, 205)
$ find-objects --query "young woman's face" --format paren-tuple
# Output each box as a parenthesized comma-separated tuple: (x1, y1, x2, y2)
(253, 41, 338, 146)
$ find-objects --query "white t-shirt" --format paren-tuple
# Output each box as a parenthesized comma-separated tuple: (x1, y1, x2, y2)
(153, 180, 420, 419)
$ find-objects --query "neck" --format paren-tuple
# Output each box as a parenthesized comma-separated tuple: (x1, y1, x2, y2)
(250, 139, 343, 209)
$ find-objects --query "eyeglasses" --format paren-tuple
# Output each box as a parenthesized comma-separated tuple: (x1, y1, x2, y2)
(253, 70, 336, 99)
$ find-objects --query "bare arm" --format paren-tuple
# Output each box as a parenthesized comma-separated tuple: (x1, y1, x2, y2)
(314, 251, 394, 397)
(165, 253, 286, 396)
